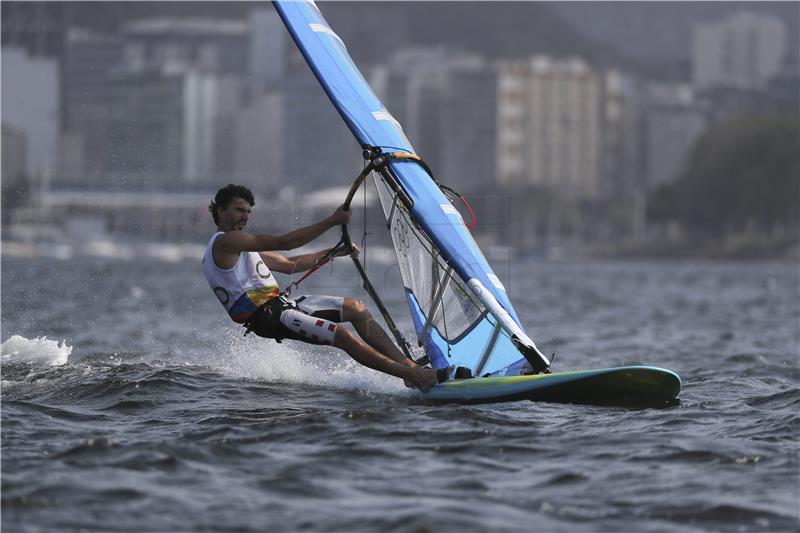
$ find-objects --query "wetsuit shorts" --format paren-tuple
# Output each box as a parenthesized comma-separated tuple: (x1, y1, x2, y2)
(249, 295, 344, 345)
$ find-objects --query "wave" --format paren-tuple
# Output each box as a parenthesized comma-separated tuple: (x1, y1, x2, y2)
(207, 339, 410, 395)
(747, 388, 800, 409)
(1, 336, 72, 366)
(1, 332, 414, 404)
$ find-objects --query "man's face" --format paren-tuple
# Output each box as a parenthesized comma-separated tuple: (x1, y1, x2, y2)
(218, 197, 252, 231)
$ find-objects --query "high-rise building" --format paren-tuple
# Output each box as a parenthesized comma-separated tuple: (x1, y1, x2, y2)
(2, 125, 27, 187)
(441, 62, 498, 192)
(60, 29, 126, 181)
(234, 91, 285, 194)
(1, 2, 67, 59)
(374, 48, 451, 172)
(642, 83, 708, 192)
(372, 49, 498, 192)
(1, 47, 59, 180)
(121, 18, 249, 76)
(497, 56, 602, 201)
(692, 12, 788, 91)
(91, 68, 245, 187)
(602, 70, 645, 198)
(60, 18, 253, 185)
(278, 74, 359, 193)
(102, 70, 186, 185)
(248, 9, 288, 83)
(183, 72, 244, 183)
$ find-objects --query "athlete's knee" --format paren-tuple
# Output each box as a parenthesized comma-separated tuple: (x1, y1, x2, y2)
(344, 297, 369, 322)
(333, 325, 356, 348)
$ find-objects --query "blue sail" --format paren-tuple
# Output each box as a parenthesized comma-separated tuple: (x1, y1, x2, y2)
(274, 0, 548, 375)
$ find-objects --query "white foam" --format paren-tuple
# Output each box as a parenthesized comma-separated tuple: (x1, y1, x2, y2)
(0, 332, 411, 397)
(198, 332, 409, 397)
(0, 335, 72, 366)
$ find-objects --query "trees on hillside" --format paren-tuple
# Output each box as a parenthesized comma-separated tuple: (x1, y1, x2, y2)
(648, 115, 799, 237)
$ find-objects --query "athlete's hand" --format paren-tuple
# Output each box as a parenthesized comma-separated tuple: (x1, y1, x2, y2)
(329, 205, 351, 226)
(332, 243, 360, 258)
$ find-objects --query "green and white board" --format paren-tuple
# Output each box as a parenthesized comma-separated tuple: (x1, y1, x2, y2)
(419, 366, 681, 407)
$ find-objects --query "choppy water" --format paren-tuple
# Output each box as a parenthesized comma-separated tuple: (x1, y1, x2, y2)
(2, 248, 798, 532)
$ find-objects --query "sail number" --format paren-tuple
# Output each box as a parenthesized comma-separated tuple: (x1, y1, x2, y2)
(393, 214, 410, 257)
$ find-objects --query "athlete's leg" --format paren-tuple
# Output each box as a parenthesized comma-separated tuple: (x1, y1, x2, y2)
(333, 326, 438, 392)
(278, 306, 437, 391)
(341, 298, 416, 368)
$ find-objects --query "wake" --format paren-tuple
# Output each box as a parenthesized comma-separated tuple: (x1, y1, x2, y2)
(0, 333, 410, 397)
(199, 332, 411, 396)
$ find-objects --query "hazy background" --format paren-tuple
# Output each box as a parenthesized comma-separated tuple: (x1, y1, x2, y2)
(2, 7, 798, 529)
(2, 1, 798, 259)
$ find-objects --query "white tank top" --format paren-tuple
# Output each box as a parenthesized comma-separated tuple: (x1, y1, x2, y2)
(202, 232, 280, 323)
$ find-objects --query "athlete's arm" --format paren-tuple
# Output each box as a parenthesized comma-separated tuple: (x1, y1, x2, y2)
(216, 206, 351, 255)
(261, 244, 360, 275)
(259, 251, 296, 274)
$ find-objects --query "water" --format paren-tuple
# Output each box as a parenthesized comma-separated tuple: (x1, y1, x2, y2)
(2, 249, 798, 531)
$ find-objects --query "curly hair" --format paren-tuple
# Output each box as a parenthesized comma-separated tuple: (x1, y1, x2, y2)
(208, 184, 255, 225)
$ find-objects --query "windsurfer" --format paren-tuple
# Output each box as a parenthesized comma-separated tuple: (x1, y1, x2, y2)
(202, 184, 440, 392)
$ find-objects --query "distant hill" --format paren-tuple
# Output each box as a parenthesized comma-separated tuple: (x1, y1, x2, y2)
(63, 1, 627, 66)
(553, 1, 800, 79)
(61, 1, 797, 81)
(324, 2, 620, 64)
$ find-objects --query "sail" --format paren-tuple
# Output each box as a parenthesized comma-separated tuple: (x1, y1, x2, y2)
(274, 0, 549, 376)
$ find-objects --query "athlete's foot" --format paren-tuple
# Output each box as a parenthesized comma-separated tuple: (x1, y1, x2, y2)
(521, 361, 551, 375)
(409, 367, 439, 392)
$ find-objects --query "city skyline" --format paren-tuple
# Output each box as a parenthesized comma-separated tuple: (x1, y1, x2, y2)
(2, 1, 797, 252)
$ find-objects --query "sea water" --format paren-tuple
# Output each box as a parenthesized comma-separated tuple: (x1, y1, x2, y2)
(2, 249, 798, 531)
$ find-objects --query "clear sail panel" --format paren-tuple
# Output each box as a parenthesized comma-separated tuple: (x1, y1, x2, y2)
(372, 171, 520, 375)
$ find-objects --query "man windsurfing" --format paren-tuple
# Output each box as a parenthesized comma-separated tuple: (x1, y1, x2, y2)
(202, 184, 440, 392)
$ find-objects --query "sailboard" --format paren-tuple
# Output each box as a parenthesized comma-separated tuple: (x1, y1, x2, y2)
(273, 0, 682, 406)
(421, 366, 681, 407)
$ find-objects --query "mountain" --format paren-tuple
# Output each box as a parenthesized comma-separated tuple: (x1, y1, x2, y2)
(553, 2, 800, 78)
(48, 1, 799, 81)
(60, 1, 624, 66)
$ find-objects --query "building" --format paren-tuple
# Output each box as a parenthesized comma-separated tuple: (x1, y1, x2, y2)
(60, 29, 126, 182)
(2, 125, 27, 185)
(642, 83, 708, 192)
(1, 47, 59, 180)
(1, 2, 67, 59)
(440, 58, 498, 192)
(248, 8, 288, 83)
(102, 69, 186, 184)
(692, 12, 788, 91)
(497, 56, 602, 201)
(373, 48, 450, 173)
(371, 49, 499, 192)
(234, 91, 285, 195)
(84, 67, 246, 187)
(278, 74, 360, 193)
(182, 72, 244, 183)
(57, 12, 347, 192)
(121, 17, 249, 76)
(59, 18, 253, 186)
(239, 8, 362, 195)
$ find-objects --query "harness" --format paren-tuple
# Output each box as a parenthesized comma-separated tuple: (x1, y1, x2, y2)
(242, 295, 297, 342)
